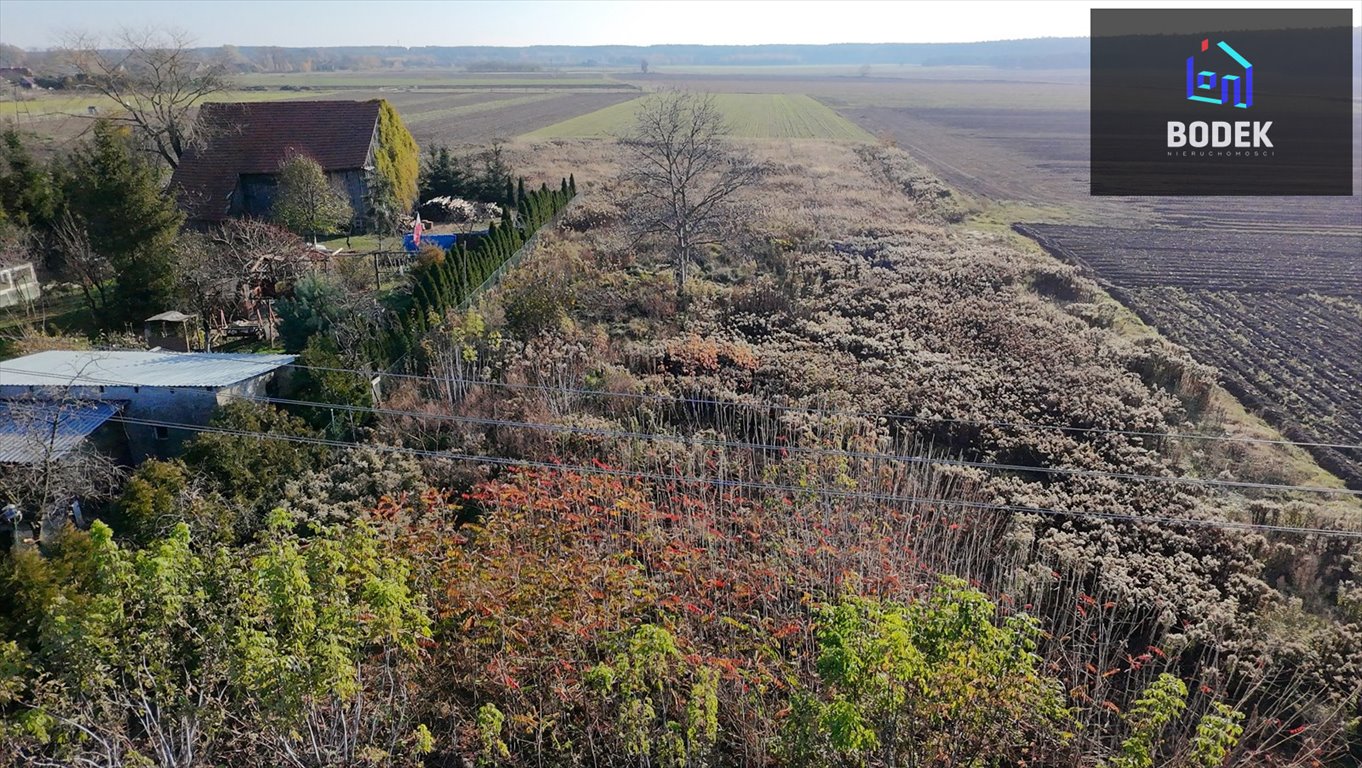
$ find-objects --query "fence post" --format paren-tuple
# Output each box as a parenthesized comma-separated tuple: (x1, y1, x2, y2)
(373, 252, 381, 293)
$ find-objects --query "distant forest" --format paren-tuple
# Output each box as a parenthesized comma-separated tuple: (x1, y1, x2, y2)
(0, 38, 1090, 72)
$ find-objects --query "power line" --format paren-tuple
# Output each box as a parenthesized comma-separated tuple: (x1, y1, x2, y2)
(79, 351, 1362, 453)
(138, 392, 1362, 498)
(13, 402, 1360, 541)
(5, 364, 1359, 498)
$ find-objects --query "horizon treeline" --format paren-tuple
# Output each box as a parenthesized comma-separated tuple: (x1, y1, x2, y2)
(0, 38, 1091, 72)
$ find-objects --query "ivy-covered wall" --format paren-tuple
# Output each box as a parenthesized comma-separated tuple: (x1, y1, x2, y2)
(373, 99, 420, 212)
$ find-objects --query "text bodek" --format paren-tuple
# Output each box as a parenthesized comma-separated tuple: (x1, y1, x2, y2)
(1167, 121, 1273, 148)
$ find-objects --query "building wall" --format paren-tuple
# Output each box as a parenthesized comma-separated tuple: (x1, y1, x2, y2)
(234, 173, 279, 218)
(333, 169, 369, 229)
(223, 169, 369, 229)
(0, 371, 286, 462)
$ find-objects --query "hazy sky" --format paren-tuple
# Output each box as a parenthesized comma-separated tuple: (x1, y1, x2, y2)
(2, 0, 1358, 49)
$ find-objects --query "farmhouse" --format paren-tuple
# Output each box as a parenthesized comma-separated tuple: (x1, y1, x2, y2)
(0, 350, 295, 460)
(170, 99, 391, 226)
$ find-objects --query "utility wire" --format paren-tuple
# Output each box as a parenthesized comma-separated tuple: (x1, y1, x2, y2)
(16, 405, 1357, 541)
(5, 365, 1360, 498)
(68, 351, 1362, 453)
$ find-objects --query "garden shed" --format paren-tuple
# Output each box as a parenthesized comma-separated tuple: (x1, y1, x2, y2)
(0, 350, 295, 459)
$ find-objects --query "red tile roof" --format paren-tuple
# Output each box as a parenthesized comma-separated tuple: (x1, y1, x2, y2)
(170, 100, 381, 222)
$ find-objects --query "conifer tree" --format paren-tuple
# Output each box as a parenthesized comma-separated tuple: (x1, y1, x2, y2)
(63, 119, 184, 324)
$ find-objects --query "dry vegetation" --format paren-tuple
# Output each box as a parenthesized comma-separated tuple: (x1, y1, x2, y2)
(347, 136, 1362, 764)
(6, 60, 1360, 765)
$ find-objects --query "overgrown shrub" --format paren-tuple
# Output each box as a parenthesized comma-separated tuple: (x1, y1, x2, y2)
(180, 402, 326, 525)
(374, 99, 420, 211)
(275, 271, 348, 353)
(0, 514, 433, 767)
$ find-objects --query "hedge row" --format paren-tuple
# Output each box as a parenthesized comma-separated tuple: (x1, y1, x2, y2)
(365, 179, 575, 366)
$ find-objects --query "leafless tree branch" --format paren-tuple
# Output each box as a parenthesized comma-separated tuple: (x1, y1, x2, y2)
(59, 28, 231, 169)
(620, 89, 761, 299)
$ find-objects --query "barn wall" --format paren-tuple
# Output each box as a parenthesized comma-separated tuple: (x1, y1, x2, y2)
(238, 174, 279, 217)
(330, 169, 369, 229)
(222, 169, 368, 229)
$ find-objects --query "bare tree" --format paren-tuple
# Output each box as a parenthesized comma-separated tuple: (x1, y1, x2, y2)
(53, 210, 113, 318)
(60, 28, 230, 169)
(0, 397, 124, 532)
(621, 90, 760, 299)
(175, 219, 311, 348)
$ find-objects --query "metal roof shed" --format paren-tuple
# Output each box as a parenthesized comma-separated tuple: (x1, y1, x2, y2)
(0, 401, 120, 464)
(0, 350, 295, 389)
(0, 351, 296, 461)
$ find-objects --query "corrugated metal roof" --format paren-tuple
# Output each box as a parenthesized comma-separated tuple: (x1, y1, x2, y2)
(0, 400, 119, 464)
(0, 350, 295, 389)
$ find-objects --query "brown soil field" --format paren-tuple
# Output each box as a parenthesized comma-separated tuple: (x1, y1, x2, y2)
(295, 88, 640, 147)
(835, 76, 1361, 491)
(1020, 223, 1362, 487)
(835, 102, 1361, 231)
(837, 105, 1102, 214)
(1017, 225, 1362, 296)
(1125, 288, 1362, 486)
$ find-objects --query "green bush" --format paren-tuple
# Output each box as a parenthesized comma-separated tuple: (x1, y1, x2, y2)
(180, 402, 326, 524)
(782, 577, 1070, 766)
(275, 272, 348, 353)
(294, 335, 374, 439)
(0, 515, 433, 766)
(111, 459, 239, 545)
(502, 277, 574, 341)
(375, 100, 420, 212)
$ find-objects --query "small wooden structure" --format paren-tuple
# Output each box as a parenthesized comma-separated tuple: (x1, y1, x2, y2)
(143, 310, 199, 352)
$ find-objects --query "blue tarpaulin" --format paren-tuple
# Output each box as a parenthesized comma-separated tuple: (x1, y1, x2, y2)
(402, 230, 490, 252)
(404, 233, 457, 252)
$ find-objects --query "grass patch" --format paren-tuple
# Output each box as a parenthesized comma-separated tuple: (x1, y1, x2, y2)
(316, 233, 389, 253)
(524, 93, 874, 140)
(964, 201, 1072, 236)
(0, 291, 91, 334)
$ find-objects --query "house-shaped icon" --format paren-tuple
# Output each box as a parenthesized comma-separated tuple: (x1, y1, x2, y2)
(1186, 39, 1252, 108)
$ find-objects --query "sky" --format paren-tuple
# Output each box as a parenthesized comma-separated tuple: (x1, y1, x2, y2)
(1, 0, 1358, 49)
